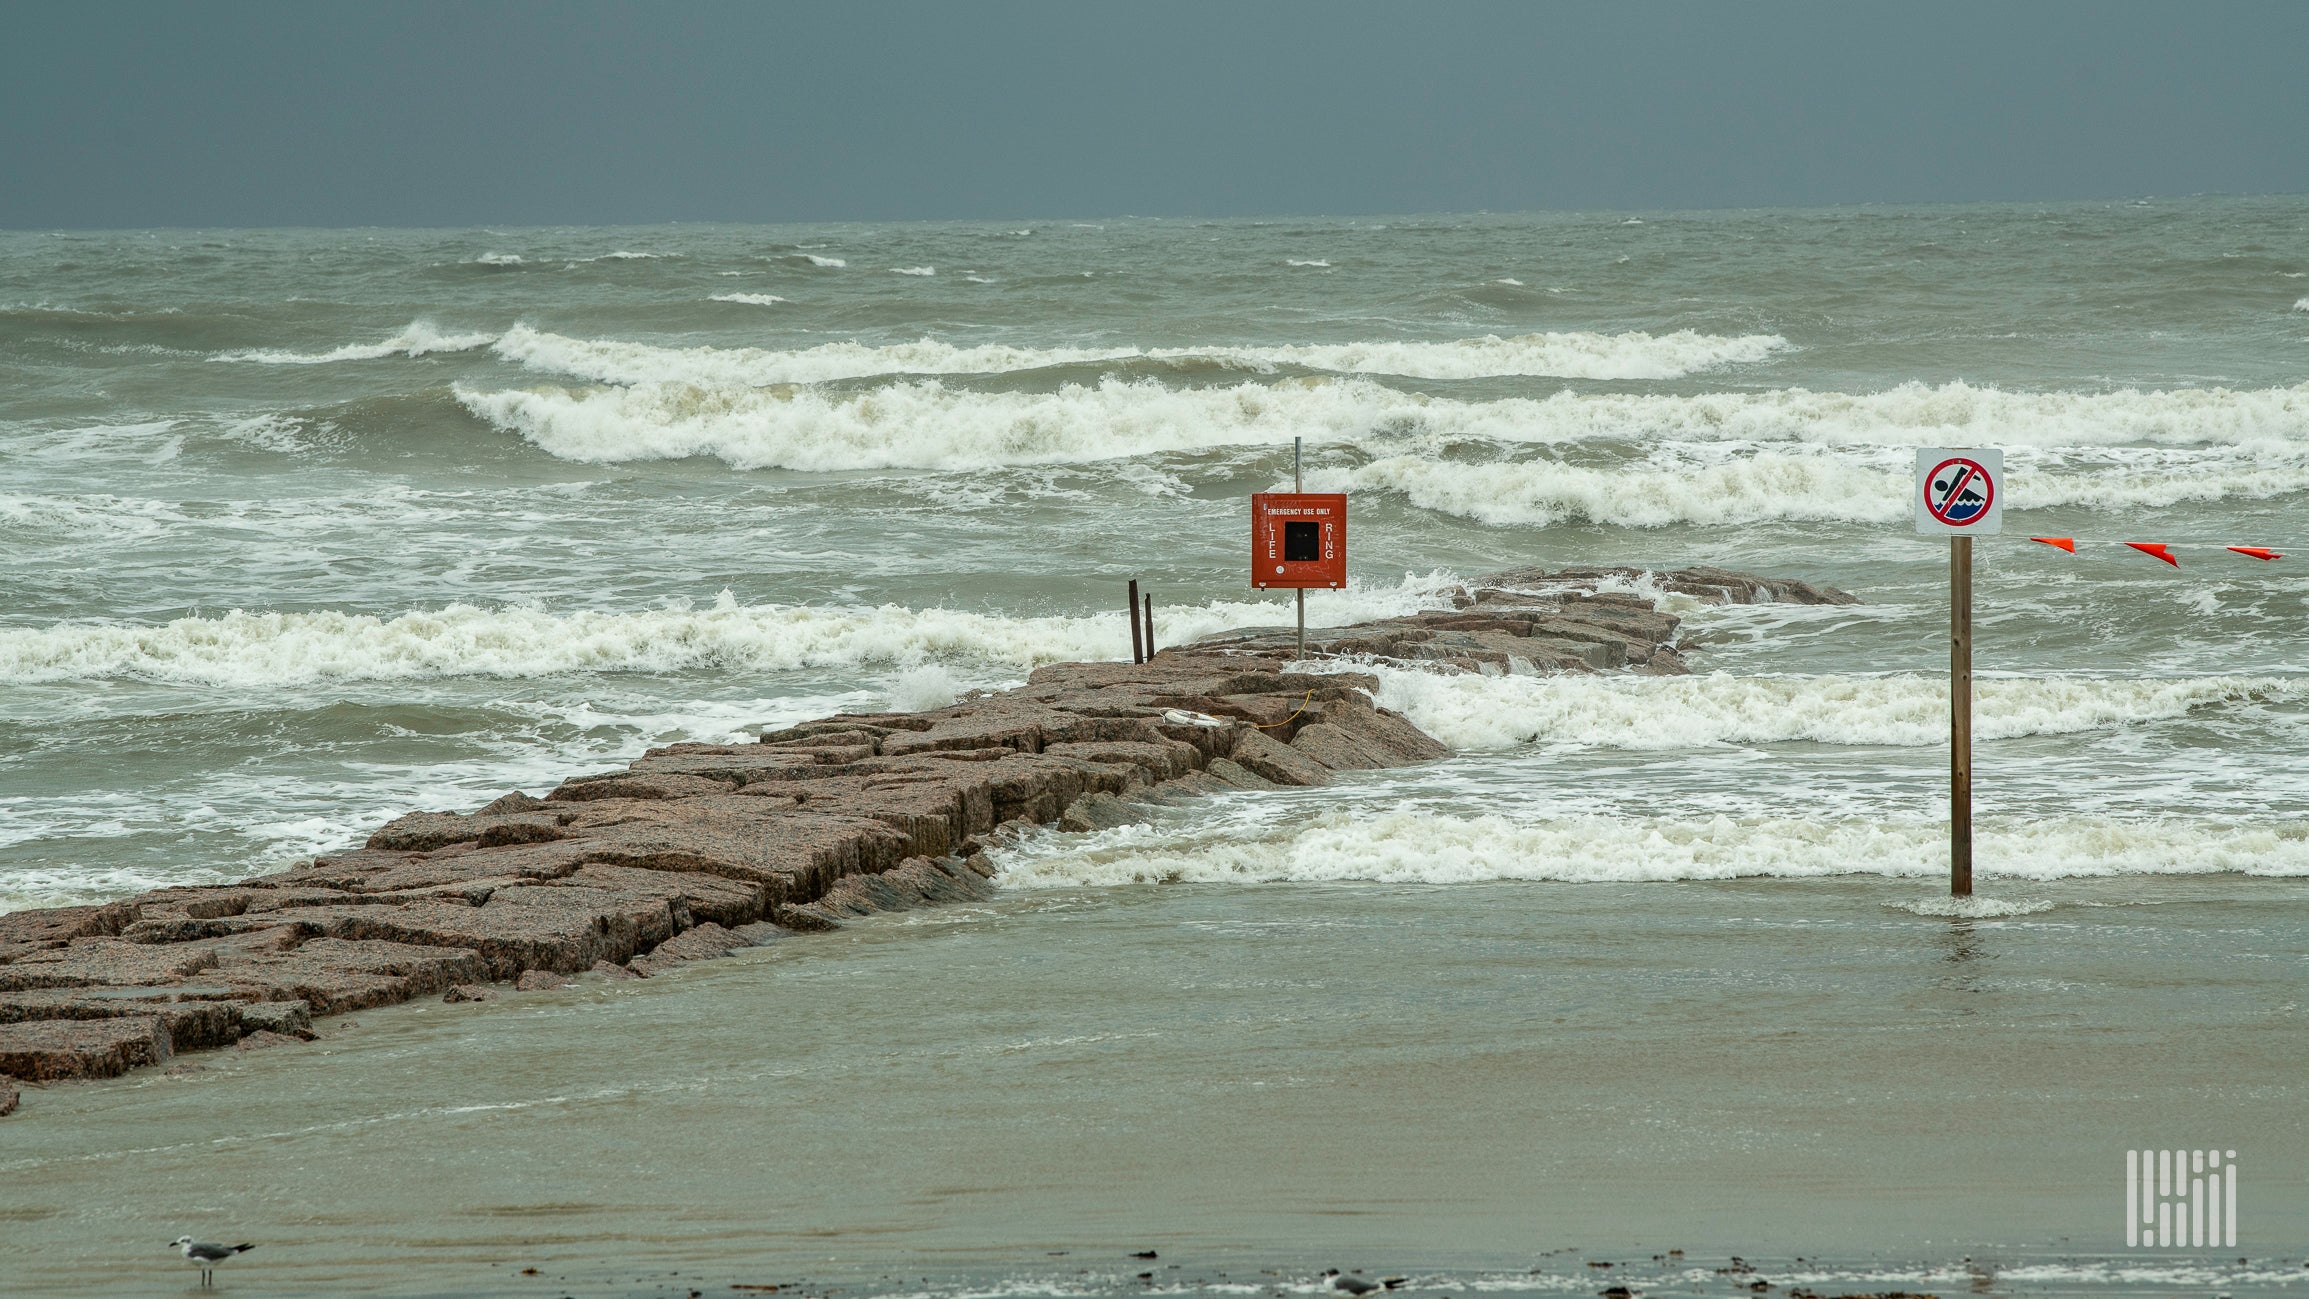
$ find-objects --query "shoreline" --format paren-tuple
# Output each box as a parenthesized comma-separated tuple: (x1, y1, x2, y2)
(0, 566, 1852, 1107)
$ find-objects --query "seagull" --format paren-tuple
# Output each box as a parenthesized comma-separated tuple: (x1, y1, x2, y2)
(170, 1238, 255, 1288)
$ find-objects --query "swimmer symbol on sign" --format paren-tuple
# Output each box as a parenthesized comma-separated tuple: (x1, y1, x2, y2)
(1913, 447, 2001, 536)
(1925, 456, 1994, 526)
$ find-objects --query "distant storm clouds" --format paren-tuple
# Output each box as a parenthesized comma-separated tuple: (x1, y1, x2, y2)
(2, 0, 2304, 227)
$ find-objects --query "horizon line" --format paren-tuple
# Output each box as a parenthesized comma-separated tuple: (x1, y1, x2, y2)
(8, 190, 2307, 236)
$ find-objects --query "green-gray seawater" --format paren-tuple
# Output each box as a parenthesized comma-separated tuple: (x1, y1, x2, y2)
(4, 199, 2307, 1288)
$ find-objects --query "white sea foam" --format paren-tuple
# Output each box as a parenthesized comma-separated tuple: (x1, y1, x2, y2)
(1494, 278, 1524, 286)
(471, 252, 524, 265)
(216, 320, 496, 365)
(0, 577, 1457, 688)
(1286, 259, 1331, 268)
(885, 662, 964, 712)
(2294, 296, 2309, 312)
(485, 324, 1788, 385)
(708, 292, 787, 306)
(457, 369, 2309, 501)
(1886, 896, 2055, 917)
(0, 687, 879, 913)
(992, 806, 2309, 887)
(456, 376, 1489, 470)
(1363, 666, 2294, 752)
(1330, 441, 2309, 527)
(803, 254, 846, 267)
(891, 265, 936, 276)
(1334, 449, 1903, 528)
(1424, 379, 2309, 450)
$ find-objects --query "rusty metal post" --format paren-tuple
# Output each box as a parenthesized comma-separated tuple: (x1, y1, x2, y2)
(1951, 535, 1973, 897)
(1127, 579, 1143, 664)
(1142, 593, 1155, 660)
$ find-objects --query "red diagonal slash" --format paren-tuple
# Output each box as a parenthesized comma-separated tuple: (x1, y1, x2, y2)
(1930, 462, 1978, 523)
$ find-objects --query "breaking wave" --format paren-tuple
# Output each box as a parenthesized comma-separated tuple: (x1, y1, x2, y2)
(455, 371, 2309, 511)
(455, 376, 1461, 470)
(216, 321, 496, 364)
(1361, 666, 2295, 751)
(708, 292, 787, 306)
(1330, 443, 2309, 527)
(0, 578, 1458, 688)
(485, 323, 1788, 384)
(991, 807, 2309, 886)
(1334, 450, 1902, 528)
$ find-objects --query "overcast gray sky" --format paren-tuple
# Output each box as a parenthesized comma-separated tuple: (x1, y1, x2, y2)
(4, 1, 2304, 228)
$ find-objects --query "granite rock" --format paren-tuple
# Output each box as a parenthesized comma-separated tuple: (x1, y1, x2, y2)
(0, 565, 1842, 1086)
(0, 1016, 172, 1080)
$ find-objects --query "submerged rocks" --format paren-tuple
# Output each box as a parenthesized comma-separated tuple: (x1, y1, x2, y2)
(0, 1016, 173, 1081)
(1228, 728, 1333, 787)
(627, 921, 752, 976)
(1058, 791, 1150, 833)
(236, 1000, 313, 1038)
(0, 564, 1846, 1102)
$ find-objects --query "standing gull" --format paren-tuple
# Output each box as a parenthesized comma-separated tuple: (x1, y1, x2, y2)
(170, 1238, 256, 1288)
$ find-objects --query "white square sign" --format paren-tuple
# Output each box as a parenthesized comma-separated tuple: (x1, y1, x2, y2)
(1915, 447, 2003, 535)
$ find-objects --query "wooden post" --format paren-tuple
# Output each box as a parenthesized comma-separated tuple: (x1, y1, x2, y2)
(1142, 593, 1155, 660)
(1128, 579, 1143, 663)
(1951, 535, 1973, 897)
(1295, 436, 1306, 661)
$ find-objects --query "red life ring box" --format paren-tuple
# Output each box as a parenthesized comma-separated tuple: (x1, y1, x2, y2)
(1250, 493, 1347, 589)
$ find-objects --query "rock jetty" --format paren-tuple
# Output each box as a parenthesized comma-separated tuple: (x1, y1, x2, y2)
(0, 567, 1851, 1101)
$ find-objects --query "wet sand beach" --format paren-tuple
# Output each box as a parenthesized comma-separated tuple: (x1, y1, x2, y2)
(4, 867, 2303, 1294)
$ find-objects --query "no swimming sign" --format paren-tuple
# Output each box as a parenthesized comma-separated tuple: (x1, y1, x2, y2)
(1915, 448, 2003, 535)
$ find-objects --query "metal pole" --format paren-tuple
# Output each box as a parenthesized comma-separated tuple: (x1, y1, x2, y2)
(1142, 593, 1155, 660)
(1951, 535, 1973, 898)
(1127, 579, 1143, 664)
(1294, 437, 1305, 660)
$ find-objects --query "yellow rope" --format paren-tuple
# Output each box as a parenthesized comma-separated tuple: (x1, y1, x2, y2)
(1245, 689, 1315, 729)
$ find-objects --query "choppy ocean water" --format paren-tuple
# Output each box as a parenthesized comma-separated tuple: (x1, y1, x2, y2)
(4, 199, 2306, 906)
(4, 201, 2307, 1284)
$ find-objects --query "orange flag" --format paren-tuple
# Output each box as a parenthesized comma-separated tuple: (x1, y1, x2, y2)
(2227, 546, 2284, 561)
(2125, 542, 2179, 566)
(2030, 537, 2077, 552)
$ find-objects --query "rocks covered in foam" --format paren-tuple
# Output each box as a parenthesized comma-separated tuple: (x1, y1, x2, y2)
(0, 566, 1833, 1103)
